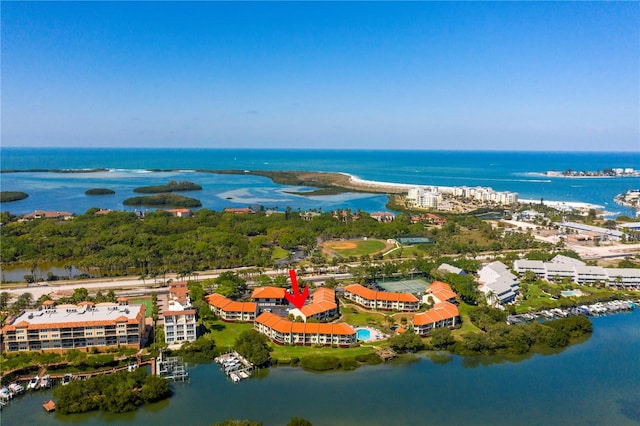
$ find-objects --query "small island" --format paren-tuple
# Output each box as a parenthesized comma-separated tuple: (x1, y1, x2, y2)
(123, 193, 202, 208)
(133, 180, 202, 194)
(0, 191, 29, 203)
(85, 188, 116, 196)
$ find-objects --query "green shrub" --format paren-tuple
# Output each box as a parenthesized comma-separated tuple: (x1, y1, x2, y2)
(300, 355, 341, 371)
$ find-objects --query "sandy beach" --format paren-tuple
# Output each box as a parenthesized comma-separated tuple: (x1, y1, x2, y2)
(518, 198, 604, 210)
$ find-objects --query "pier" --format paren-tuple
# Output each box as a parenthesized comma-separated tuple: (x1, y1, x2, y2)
(214, 351, 253, 383)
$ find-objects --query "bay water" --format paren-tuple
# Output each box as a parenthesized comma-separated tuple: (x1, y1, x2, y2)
(1, 310, 639, 425)
(1, 149, 639, 217)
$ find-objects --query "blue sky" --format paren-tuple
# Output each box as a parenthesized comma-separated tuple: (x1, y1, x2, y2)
(2, 2, 638, 151)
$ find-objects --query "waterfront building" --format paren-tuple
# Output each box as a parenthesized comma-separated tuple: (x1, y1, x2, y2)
(288, 287, 338, 322)
(478, 261, 520, 304)
(205, 293, 257, 322)
(251, 286, 288, 307)
(511, 256, 640, 287)
(343, 284, 419, 311)
(423, 281, 457, 305)
(1, 300, 145, 353)
(163, 308, 197, 345)
(254, 312, 356, 347)
(412, 301, 460, 336)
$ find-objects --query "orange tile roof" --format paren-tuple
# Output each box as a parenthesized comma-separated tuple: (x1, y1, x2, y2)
(170, 287, 189, 296)
(299, 288, 337, 317)
(205, 293, 256, 313)
(344, 284, 419, 303)
(428, 281, 457, 302)
(413, 301, 459, 326)
(251, 286, 286, 300)
(164, 309, 197, 316)
(256, 312, 355, 336)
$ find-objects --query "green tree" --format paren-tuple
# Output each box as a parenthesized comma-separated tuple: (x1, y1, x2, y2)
(388, 331, 424, 353)
(0, 292, 11, 309)
(429, 327, 455, 350)
(140, 375, 172, 402)
(287, 417, 313, 426)
(234, 330, 271, 366)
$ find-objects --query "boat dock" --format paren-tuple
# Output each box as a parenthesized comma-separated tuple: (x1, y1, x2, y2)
(156, 350, 189, 381)
(214, 351, 253, 383)
(508, 300, 636, 325)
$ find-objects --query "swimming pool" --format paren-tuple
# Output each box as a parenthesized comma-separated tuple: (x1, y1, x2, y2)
(356, 328, 371, 341)
(561, 290, 581, 297)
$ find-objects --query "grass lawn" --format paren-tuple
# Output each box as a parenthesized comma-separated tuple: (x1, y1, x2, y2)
(455, 302, 482, 335)
(271, 246, 289, 260)
(270, 344, 375, 361)
(130, 297, 153, 317)
(515, 285, 560, 313)
(340, 306, 389, 328)
(204, 320, 255, 349)
(324, 239, 387, 257)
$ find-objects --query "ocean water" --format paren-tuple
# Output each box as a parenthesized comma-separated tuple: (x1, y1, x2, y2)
(1, 148, 639, 216)
(2, 310, 639, 426)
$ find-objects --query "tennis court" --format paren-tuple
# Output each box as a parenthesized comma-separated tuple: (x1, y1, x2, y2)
(376, 278, 429, 294)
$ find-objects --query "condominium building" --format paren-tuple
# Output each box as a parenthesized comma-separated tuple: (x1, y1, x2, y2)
(288, 287, 338, 322)
(513, 257, 640, 287)
(423, 281, 457, 305)
(1, 300, 145, 353)
(254, 312, 356, 347)
(205, 293, 258, 322)
(343, 284, 420, 311)
(478, 261, 520, 304)
(163, 308, 197, 345)
(413, 301, 460, 336)
(251, 286, 288, 307)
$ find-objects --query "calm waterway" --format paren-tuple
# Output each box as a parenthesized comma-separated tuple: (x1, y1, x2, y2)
(2, 310, 639, 426)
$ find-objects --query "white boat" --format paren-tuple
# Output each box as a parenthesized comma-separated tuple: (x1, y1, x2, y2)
(0, 388, 12, 400)
(61, 374, 73, 386)
(8, 383, 24, 394)
(27, 376, 40, 390)
(40, 375, 51, 389)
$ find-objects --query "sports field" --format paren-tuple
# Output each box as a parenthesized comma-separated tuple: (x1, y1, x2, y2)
(376, 278, 429, 294)
(322, 239, 389, 257)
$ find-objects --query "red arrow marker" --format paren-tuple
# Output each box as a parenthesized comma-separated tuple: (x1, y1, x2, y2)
(285, 269, 309, 309)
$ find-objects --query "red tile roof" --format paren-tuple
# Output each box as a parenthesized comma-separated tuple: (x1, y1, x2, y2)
(413, 301, 459, 326)
(344, 284, 419, 303)
(164, 309, 197, 317)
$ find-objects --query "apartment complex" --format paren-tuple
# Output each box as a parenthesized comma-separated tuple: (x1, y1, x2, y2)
(423, 281, 457, 305)
(452, 186, 518, 205)
(251, 286, 288, 307)
(413, 301, 460, 336)
(289, 287, 338, 322)
(1, 300, 145, 353)
(254, 312, 356, 347)
(478, 261, 521, 304)
(343, 284, 420, 311)
(163, 282, 198, 345)
(513, 258, 640, 287)
(205, 293, 258, 322)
